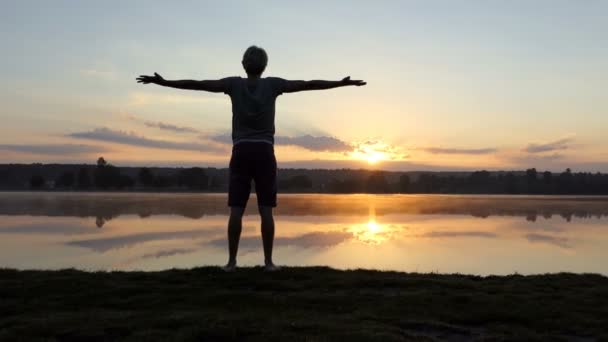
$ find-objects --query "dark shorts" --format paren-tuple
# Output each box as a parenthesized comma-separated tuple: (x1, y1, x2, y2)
(228, 142, 277, 207)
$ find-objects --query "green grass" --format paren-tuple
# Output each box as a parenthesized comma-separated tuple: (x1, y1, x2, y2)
(1, 267, 607, 341)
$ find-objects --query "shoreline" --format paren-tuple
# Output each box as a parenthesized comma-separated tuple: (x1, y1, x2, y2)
(2, 266, 607, 340)
(4, 189, 608, 198)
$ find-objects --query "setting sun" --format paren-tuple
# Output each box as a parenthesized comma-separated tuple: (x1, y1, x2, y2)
(347, 219, 405, 245)
(348, 140, 407, 165)
(365, 152, 381, 164)
(367, 220, 380, 233)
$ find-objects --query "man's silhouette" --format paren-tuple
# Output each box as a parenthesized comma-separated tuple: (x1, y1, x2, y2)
(137, 46, 365, 271)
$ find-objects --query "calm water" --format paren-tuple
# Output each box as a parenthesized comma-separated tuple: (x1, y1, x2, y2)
(1, 192, 607, 275)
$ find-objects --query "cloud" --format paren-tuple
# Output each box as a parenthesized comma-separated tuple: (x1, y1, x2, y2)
(128, 115, 201, 134)
(144, 121, 200, 134)
(207, 134, 232, 145)
(209, 231, 352, 250)
(208, 134, 352, 152)
(275, 231, 353, 248)
(0, 143, 106, 155)
(423, 147, 497, 155)
(524, 137, 573, 153)
(140, 248, 197, 259)
(0, 222, 92, 235)
(68, 127, 226, 153)
(277, 159, 457, 171)
(275, 135, 352, 152)
(422, 231, 498, 238)
(509, 152, 565, 165)
(67, 230, 218, 252)
(349, 140, 409, 161)
(526, 233, 572, 249)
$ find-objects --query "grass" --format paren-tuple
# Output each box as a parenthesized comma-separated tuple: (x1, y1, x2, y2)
(1, 267, 607, 341)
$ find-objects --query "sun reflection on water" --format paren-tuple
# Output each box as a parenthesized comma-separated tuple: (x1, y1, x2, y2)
(347, 216, 405, 245)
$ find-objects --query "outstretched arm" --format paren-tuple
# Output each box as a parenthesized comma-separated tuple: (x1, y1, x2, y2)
(283, 76, 366, 93)
(136, 73, 228, 93)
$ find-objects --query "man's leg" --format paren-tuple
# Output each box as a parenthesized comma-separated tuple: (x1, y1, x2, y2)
(259, 205, 279, 271)
(224, 206, 246, 271)
(226, 143, 251, 271)
(252, 143, 279, 270)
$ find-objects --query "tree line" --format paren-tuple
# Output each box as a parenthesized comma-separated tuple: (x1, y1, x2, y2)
(326, 168, 608, 194)
(15, 158, 608, 194)
(28, 157, 212, 191)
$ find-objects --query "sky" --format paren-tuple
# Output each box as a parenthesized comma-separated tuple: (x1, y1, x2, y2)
(1, 0, 607, 171)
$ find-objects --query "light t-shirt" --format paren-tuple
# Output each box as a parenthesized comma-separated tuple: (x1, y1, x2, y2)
(223, 76, 287, 145)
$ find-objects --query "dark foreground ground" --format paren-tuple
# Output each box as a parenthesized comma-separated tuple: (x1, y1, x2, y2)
(1, 267, 607, 341)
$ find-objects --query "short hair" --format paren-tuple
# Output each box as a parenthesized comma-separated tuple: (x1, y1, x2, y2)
(242, 45, 268, 75)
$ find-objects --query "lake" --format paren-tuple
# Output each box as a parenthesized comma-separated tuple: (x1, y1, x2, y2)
(1, 192, 607, 275)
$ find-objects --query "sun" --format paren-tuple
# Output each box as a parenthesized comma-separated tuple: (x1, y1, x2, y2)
(367, 220, 380, 233)
(347, 139, 408, 165)
(350, 145, 388, 164)
(365, 152, 382, 164)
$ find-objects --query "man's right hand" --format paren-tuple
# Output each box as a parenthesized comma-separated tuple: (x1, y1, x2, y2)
(136, 72, 165, 85)
(341, 76, 366, 86)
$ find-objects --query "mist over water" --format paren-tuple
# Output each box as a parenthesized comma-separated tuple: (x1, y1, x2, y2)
(1, 192, 607, 275)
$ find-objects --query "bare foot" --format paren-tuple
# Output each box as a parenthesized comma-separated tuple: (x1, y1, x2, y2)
(264, 263, 281, 272)
(222, 262, 237, 272)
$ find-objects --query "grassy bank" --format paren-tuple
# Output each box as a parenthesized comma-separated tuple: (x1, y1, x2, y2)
(1, 267, 607, 341)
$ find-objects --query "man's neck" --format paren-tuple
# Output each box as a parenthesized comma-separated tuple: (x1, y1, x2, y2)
(247, 74, 261, 80)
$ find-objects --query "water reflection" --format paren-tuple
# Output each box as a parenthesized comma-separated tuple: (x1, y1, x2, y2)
(0, 192, 607, 274)
(210, 231, 353, 252)
(67, 229, 218, 252)
(345, 220, 405, 245)
(421, 231, 497, 238)
(2, 192, 608, 223)
(526, 233, 572, 249)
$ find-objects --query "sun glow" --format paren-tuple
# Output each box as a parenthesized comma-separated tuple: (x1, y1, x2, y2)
(365, 152, 382, 164)
(347, 219, 408, 245)
(347, 140, 408, 165)
(367, 220, 380, 233)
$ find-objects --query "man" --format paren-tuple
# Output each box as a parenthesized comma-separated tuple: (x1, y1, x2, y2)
(137, 46, 366, 271)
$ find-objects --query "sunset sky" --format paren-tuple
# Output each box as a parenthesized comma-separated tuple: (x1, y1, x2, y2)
(1, 1, 607, 171)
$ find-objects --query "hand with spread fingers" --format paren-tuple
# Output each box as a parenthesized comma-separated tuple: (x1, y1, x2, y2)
(136, 72, 165, 85)
(341, 76, 366, 86)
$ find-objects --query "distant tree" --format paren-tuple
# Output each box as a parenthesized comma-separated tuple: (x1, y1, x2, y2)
(417, 173, 440, 193)
(209, 175, 225, 191)
(76, 167, 92, 189)
(118, 174, 135, 189)
(573, 172, 591, 194)
(178, 168, 208, 190)
(154, 175, 174, 188)
(327, 177, 362, 193)
(399, 174, 410, 193)
(504, 172, 518, 194)
(94, 158, 122, 189)
(526, 168, 538, 193)
(95, 166, 122, 189)
(366, 172, 389, 193)
(343, 178, 362, 193)
(470, 170, 491, 183)
(97, 157, 107, 168)
(29, 174, 45, 189)
(557, 168, 574, 194)
(55, 171, 75, 188)
(138, 167, 155, 187)
(543, 171, 553, 184)
(542, 171, 554, 194)
(468, 170, 492, 192)
(291, 175, 313, 189)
